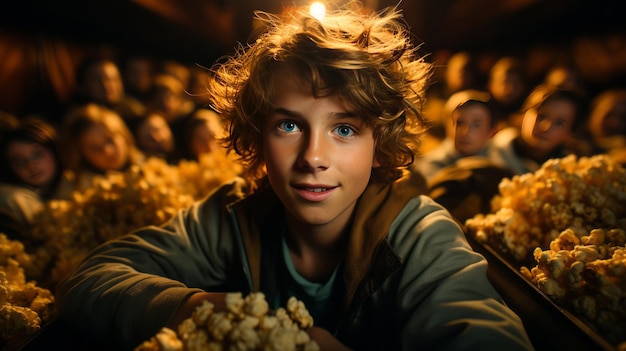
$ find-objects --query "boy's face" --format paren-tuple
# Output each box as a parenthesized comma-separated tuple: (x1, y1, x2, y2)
(521, 99, 576, 153)
(450, 105, 495, 156)
(7, 141, 57, 188)
(263, 72, 377, 232)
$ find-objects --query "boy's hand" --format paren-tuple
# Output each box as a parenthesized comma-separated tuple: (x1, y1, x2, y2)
(307, 326, 351, 351)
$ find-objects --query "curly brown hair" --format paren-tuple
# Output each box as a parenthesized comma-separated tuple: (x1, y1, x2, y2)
(207, 3, 432, 189)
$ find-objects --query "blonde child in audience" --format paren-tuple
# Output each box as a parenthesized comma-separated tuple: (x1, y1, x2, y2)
(56, 103, 144, 197)
(56, 5, 533, 350)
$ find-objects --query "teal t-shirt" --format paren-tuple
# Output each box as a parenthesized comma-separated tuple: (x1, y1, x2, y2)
(277, 236, 342, 330)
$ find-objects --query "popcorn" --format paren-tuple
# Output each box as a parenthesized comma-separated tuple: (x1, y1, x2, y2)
(19, 154, 242, 290)
(465, 154, 626, 347)
(135, 292, 320, 351)
(0, 235, 56, 348)
(136, 327, 183, 351)
(0, 154, 242, 345)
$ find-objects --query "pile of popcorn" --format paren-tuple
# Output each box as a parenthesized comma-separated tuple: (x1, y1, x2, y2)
(464, 154, 626, 347)
(22, 153, 242, 290)
(135, 292, 320, 351)
(0, 234, 56, 349)
(0, 153, 243, 346)
(520, 228, 625, 345)
(465, 154, 626, 262)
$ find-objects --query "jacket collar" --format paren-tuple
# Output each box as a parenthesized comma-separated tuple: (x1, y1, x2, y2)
(229, 175, 425, 308)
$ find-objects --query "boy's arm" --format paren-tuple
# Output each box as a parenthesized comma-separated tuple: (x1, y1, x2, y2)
(55, 183, 240, 349)
(391, 197, 534, 350)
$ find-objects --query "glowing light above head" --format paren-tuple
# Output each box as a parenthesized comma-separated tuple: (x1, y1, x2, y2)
(309, 2, 326, 21)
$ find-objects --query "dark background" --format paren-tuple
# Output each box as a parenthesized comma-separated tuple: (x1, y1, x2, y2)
(1, 0, 625, 118)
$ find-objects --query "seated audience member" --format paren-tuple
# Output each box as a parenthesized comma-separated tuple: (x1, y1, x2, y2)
(176, 108, 226, 162)
(187, 66, 213, 108)
(542, 63, 588, 99)
(0, 110, 20, 139)
(0, 117, 64, 240)
(489, 84, 585, 175)
(147, 73, 196, 135)
(128, 110, 177, 163)
(69, 55, 146, 123)
(158, 59, 191, 92)
(422, 51, 483, 148)
(487, 56, 530, 129)
(413, 89, 498, 181)
(56, 103, 144, 197)
(122, 55, 156, 104)
(570, 88, 626, 164)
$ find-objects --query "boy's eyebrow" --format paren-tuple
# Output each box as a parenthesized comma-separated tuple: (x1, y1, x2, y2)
(273, 107, 358, 119)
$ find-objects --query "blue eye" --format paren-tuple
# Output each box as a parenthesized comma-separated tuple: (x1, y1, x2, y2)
(278, 121, 299, 133)
(335, 125, 355, 138)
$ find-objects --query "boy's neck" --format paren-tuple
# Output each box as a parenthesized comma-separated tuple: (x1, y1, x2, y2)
(284, 218, 350, 283)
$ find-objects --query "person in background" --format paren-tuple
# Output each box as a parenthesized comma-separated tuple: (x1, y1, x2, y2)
(489, 83, 585, 175)
(158, 59, 191, 92)
(568, 88, 626, 164)
(422, 51, 483, 150)
(487, 56, 529, 129)
(187, 65, 213, 109)
(413, 89, 499, 181)
(412, 89, 511, 224)
(176, 108, 226, 162)
(0, 117, 64, 240)
(0, 110, 20, 140)
(69, 55, 146, 123)
(128, 109, 177, 164)
(542, 63, 588, 99)
(56, 5, 534, 351)
(55, 103, 144, 197)
(147, 73, 196, 124)
(122, 55, 156, 105)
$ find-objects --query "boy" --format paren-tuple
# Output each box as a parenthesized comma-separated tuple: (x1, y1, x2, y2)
(413, 89, 499, 180)
(56, 4, 534, 350)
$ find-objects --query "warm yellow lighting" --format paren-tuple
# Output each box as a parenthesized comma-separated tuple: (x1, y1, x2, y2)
(309, 2, 326, 21)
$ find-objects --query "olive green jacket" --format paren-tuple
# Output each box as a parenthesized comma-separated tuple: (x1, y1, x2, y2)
(56, 177, 534, 350)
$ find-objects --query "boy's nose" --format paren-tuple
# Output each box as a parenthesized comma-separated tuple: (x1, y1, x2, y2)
(298, 133, 329, 171)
